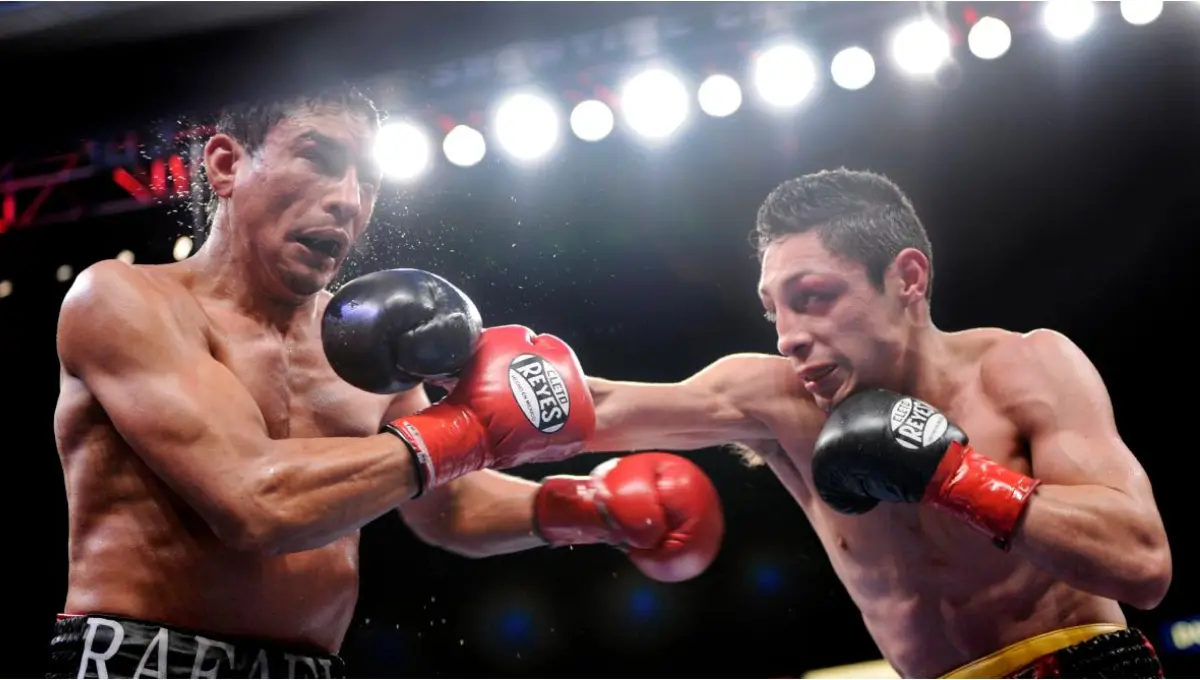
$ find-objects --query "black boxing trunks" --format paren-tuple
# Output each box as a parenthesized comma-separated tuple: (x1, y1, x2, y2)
(941, 624, 1164, 678)
(47, 614, 346, 678)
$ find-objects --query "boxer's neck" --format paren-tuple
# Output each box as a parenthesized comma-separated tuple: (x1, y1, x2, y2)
(898, 324, 960, 406)
(187, 228, 317, 332)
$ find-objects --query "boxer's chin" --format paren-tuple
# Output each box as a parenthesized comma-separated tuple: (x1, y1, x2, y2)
(277, 266, 332, 299)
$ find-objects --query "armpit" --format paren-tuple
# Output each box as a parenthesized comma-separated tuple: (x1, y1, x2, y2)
(727, 439, 783, 468)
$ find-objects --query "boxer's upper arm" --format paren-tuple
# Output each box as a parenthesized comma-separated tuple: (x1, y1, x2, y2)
(985, 330, 1156, 505)
(58, 262, 274, 540)
(585, 353, 786, 453)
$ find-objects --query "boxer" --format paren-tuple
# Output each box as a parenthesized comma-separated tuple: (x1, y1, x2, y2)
(48, 86, 723, 679)
(583, 169, 1170, 678)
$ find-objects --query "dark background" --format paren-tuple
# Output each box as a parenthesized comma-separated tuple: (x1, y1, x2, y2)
(3, 2, 1199, 677)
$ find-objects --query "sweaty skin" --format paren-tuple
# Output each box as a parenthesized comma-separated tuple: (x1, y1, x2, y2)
(53, 105, 544, 654)
(585, 233, 1169, 678)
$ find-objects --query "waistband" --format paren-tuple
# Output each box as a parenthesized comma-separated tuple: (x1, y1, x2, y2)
(941, 623, 1126, 678)
(47, 613, 346, 679)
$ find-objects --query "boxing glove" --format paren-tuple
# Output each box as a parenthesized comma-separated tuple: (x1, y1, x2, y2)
(385, 325, 595, 496)
(534, 453, 725, 583)
(811, 389, 1040, 550)
(321, 269, 483, 394)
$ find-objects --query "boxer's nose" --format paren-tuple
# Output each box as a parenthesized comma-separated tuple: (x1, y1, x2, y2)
(775, 313, 813, 360)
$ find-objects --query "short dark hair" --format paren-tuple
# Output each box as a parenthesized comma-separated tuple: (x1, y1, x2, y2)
(753, 168, 934, 301)
(193, 84, 383, 237)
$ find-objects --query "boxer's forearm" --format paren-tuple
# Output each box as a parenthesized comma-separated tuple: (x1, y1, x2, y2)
(399, 470, 545, 558)
(586, 377, 766, 452)
(226, 434, 421, 554)
(1011, 484, 1171, 609)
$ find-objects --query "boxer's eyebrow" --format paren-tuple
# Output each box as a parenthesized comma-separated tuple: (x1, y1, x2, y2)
(296, 130, 381, 184)
(759, 270, 812, 299)
(295, 130, 343, 153)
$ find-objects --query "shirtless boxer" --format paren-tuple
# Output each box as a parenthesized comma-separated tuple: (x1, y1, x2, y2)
(47, 87, 723, 679)
(583, 169, 1171, 678)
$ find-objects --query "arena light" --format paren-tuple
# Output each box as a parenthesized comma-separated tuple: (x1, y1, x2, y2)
(753, 44, 819, 108)
(0, 280, 11, 299)
(116, 249, 135, 264)
(173, 235, 193, 261)
(570, 99, 615, 142)
(620, 67, 690, 140)
(1043, 0, 1096, 41)
(443, 125, 487, 167)
(967, 17, 1012, 60)
(697, 74, 743, 118)
(1120, 0, 1163, 25)
(492, 92, 562, 163)
(56, 264, 73, 283)
(891, 19, 952, 76)
(830, 47, 876, 91)
(373, 121, 432, 182)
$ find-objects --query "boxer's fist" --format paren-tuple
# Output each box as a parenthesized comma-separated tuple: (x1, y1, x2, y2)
(385, 325, 595, 495)
(322, 269, 483, 394)
(534, 453, 725, 583)
(811, 389, 966, 513)
(812, 389, 1039, 550)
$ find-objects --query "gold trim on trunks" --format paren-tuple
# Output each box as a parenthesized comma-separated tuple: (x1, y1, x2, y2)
(941, 623, 1125, 679)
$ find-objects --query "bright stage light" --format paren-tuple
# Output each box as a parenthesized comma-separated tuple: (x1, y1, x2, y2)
(443, 125, 487, 167)
(697, 74, 743, 117)
(570, 99, 615, 142)
(173, 236, 193, 261)
(892, 19, 952, 76)
(620, 68, 690, 140)
(0, 280, 11, 299)
(753, 44, 818, 108)
(830, 47, 876, 91)
(493, 92, 561, 162)
(373, 121, 431, 181)
(1043, 0, 1096, 41)
(1120, 0, 1163, 25)
(116, 249, 135, 264)
(968, 17, 1012, 60)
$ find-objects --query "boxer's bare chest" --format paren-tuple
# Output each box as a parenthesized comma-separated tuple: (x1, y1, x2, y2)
(200, 302, 389, 440)
(763, 378, 1079, 675)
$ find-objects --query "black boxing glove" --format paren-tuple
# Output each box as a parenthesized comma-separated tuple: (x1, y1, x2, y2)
(811, 389, 1040, 550)
(321, 269, 483, 394)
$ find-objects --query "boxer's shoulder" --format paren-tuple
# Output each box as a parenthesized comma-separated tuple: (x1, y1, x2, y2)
(59, 260, 207, 364)
(976, 328, 1097, 422)
(700, 352, 819, 443)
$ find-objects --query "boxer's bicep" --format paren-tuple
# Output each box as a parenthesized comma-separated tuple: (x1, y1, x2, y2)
(58, 263, 271, 530)
(990, 330, 1152, 500)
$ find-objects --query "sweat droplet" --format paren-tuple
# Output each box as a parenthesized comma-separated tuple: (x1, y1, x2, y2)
(459, 639, 464, 646)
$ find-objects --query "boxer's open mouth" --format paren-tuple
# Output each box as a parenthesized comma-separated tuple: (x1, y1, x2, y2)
(801, 364, 837, 382)
(295, 235, 346, 259)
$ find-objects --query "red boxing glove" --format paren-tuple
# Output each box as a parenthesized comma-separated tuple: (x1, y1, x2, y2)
(921, 441, 1041, 550)
(534, 453, 725, 583)
(385, 325, 595, 496)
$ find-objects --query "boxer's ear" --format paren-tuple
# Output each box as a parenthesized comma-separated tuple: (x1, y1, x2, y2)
(203, 133, 242, 200)
(892, 248, 930, 304)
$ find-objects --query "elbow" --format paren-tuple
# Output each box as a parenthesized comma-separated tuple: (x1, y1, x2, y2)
(1124, 537, 1172, 610)
(208, 470, 297, 555)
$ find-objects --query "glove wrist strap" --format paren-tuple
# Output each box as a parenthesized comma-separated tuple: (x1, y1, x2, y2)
(922, 442, 1041, 551)
(382, 403, 490, 498)
(533, 476, 616, 547)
